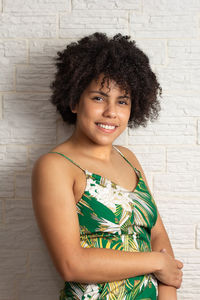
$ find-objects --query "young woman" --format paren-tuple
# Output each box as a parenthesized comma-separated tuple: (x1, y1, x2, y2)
(32, 32, 183, 299)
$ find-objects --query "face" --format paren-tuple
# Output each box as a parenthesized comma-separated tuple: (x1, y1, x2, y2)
(72, 73, 131, 146)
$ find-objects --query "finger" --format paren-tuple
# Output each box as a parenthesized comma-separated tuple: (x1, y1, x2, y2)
(160, 248, 167, 253)
(174, 279, 182, 289)
(176, 260, 183, 269)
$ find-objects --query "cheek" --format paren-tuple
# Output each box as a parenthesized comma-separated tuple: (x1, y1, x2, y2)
(84, 104, 102, 118)
(118, 108, 131, 121)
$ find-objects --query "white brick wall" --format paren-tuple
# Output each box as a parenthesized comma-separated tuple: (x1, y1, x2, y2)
(0, 0, 199, 299)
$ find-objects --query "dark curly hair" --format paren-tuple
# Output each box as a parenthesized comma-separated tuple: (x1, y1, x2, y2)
(50, 32, 162, 128)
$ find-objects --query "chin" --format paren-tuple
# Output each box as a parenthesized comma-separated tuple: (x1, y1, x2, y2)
(90, 135, 119, 146)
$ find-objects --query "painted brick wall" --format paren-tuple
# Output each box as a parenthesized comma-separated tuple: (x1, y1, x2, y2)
(0, 0, 200, 299)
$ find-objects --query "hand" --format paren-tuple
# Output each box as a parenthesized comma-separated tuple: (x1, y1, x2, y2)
(154, 249, 183, 289)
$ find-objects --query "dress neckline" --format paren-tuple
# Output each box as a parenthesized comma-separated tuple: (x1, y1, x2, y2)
(48, 145, 142, 193)
(82, 145, 142, 193)
(84, 168, 141, 194)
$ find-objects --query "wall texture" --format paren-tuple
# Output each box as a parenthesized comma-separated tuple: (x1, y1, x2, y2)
(0, 0, 200, 299)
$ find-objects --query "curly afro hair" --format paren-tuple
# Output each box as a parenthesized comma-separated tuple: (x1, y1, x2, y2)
(50, 32, 162, 128)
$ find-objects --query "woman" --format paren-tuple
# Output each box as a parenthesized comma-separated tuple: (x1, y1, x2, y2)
(32, 32, 183, 299)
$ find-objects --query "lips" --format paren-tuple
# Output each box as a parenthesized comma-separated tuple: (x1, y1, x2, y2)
(96, 122, 118, 127)
(96, 122, 118, 133)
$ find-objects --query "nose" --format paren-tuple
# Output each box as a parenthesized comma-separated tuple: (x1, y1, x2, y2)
(102, 102, 117, 118)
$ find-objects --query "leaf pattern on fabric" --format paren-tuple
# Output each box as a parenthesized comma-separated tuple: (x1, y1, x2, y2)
(60, 167, 158, 300)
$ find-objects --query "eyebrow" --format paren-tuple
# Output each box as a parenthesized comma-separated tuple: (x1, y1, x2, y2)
(89, 90, 130, 98)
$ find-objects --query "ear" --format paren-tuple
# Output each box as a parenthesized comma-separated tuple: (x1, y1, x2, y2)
(70, 103, 78, 114)
(71, 108, 77, 113)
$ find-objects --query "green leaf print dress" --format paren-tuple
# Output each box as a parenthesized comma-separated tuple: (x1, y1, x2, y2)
(49, 145, 158, 300)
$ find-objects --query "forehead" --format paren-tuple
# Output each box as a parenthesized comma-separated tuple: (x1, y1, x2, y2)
(87, 74, 130, 95)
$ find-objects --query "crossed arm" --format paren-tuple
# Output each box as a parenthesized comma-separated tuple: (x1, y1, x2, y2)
(123, 146, 180, 299)
(151, 211, 178, 300)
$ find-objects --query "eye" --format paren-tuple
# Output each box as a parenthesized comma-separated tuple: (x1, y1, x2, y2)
(118, 100, 128, 105)
(92, 96, 103, 102)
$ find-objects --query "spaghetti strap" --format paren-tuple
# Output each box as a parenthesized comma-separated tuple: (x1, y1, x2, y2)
(112, 145, 141, 175)
(48, 151, 85, 172)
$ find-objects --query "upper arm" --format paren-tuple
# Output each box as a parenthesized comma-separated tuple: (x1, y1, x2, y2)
(31, 153, 81, 281)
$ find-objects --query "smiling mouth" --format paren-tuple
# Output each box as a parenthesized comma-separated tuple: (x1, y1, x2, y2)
(96, 123, 118, 132)
(97, 123, 116, 129)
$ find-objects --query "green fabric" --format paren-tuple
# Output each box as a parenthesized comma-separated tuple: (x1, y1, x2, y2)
(49, 147, 158, 299)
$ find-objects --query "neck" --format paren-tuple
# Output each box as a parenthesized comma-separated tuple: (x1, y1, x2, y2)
(67, 130, 114, 162)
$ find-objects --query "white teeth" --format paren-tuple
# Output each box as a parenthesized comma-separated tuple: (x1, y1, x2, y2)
(97, 123, 116, 130)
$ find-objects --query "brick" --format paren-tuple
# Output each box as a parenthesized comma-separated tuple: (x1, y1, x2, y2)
(0, 249, 27, 298)
(4, 95, 56, 128)
(156, 66, 200, 92)
(0, 199, 3, 224)
(198, 120, 200, 145)
(15, 173, 31, 198)
(0, 94, 2, 119)
(29, 39, 68, 64)
(17, 275, 62, 300)
(16, 64, 55, 92)
(4, 0, 70, 13)
(167, 146, 200, 173)
(143, 0, 200, 15)
(196, 224, 200, 249)
(128, 117, 196, 145)
(160, 95, 200, 118)
(59, 10, 129, 38)
(0, 94, 57, 144)
(154, 173, 200, 197)
(130, 14, 198, 39)
(0, 60, 14, 91)
(0, 221, 44, 252)
(0, 173, 14, 197)
(4, 92, 52, 102)
(154, 198, 200, 225)
(178, 293, 200, 300)
(0, 95, 56, 144)
(5, 199, 33, 225)
(0, 145, 6, 159)
(0, 39, 27, 64)
(21, 250, 64, 299)
(0, 120, 11, 142)
(164, 223, 195, 249)
(174, 249, 200, 299)
(29, 250, 61, 277)
(135, 39, 166, 65)
(73, 0, 141, 10)
(1, 200, 45, 250)
(0, 145, 27, 171)
(12, 127, 56, 144)
(0, 14, 57, 38)
(168, 40, 200, 68)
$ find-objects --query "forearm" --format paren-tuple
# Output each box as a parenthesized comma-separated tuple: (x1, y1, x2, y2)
(158, 283, 177, 300)
(67, 247, 160, 283)
(151, 226, 174, 258)
(151, 231, 177, 299)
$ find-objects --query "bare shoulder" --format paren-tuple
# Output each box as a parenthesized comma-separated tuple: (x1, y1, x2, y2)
(114, 145, 151, 191)
(31, 152, 76, 208)
(32, 151, 75, 185)
(114, 145, 141, 169)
